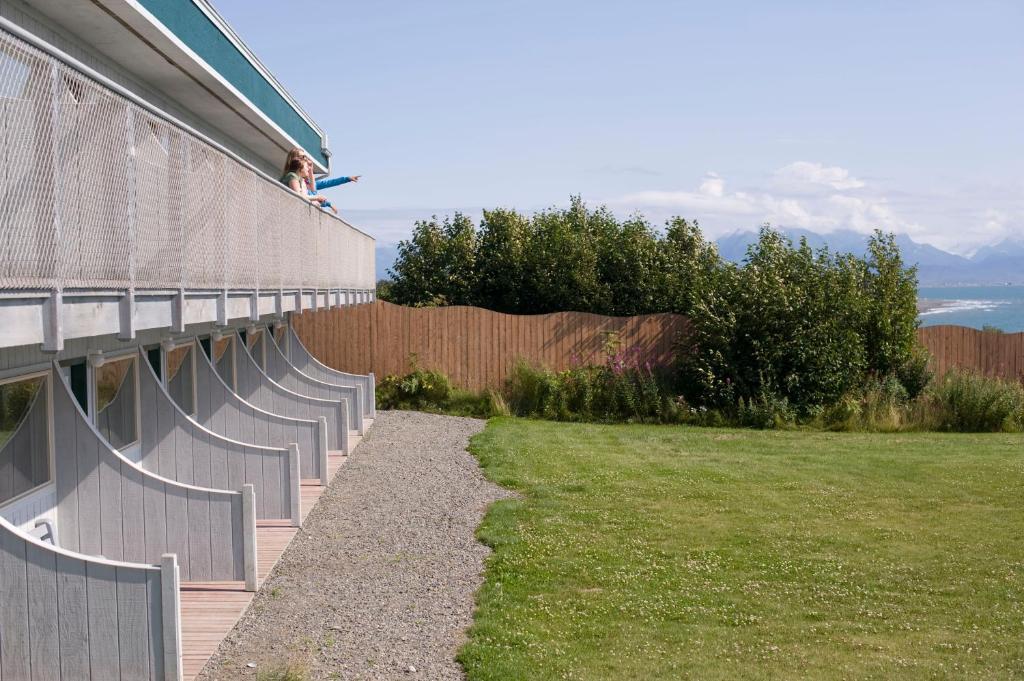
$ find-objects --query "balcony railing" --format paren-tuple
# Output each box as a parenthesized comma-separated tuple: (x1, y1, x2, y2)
(0, 22, 374, 294)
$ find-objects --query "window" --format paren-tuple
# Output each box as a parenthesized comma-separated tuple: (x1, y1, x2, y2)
(248, 328, 265, 370)
(94, 356, 138, 450)
(212, 335, 235, 390)
(273, 323, 286, 351)
(0, 375, 51, 507)
(61, 360, 88, 413)
(147, 346, 162, 380)
(165, 343, 196, 415)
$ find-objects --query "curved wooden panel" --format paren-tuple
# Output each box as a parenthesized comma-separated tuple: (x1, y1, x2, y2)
(232, 330, 348, 464)
(52, 365, 250, 583)
(0, 515, 179, 680)
(287, 324, 375, 418)
(192, 342, 324, 482)
(138, 352, 298, 525)
(263, 330, 363, 434)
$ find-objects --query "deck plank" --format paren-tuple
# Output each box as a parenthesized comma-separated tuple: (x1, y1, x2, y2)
(179, 452, 349, 680)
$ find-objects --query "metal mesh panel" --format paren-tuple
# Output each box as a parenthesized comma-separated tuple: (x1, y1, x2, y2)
(182, 139, 228, 288)
(54, 68, 133, 287)
(280, 199, 308, 289)
(301, 202, 318, 290)
(0, 27, 374, 293)
(0, 38, 58, 288)
(255, 186, 287, 290)
(132, 112, 185, 288)
(225, 158, 259, 290)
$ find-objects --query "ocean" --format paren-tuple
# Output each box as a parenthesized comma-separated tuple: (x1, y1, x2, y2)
(918, 286, 1024, 332)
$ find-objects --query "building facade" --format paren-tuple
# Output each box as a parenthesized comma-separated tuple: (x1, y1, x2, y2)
(0, 2, 375, 678)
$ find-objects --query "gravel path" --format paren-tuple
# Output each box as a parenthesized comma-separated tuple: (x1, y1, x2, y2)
(198, 411, 513, 681)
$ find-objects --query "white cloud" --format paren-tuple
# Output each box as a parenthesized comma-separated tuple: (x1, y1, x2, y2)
(608, 162, 924, 241)
(772, 161, 865, 192)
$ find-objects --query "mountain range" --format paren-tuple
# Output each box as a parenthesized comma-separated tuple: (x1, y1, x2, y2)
(715, 229, 1024, 286)
(375, 230, 1024, 286)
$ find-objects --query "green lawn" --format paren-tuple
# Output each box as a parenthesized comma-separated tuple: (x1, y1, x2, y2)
(460, 419, 1024, 680)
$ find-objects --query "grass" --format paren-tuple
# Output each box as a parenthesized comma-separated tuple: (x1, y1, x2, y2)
(460, 418, 1024, 680)
(255, 666, 307, 681)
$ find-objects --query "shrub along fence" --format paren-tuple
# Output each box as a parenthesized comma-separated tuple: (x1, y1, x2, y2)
(292, 303, 1024, 391)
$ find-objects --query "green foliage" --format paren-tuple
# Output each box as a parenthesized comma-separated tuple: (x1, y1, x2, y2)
(924, 369, 1024, 432)
(503, 343, 677, 424)
(823, 374, 910, 432)
(821, 369, 1024, 434)
(256, 665, 307, 681)
(375, 278, 394, 301)
(381, 196, 711, 316)
(376, 357, 453, 410)
(380, 198, 925, 418)
(677, 227, 921, 416)
(474, 208, 530, 313)
(0, 378, 41, 432)
(385, 213, 478, 307)
(376, 356, 506, 418)
(736, 390, 796, 429)
(862, 232, 920, 376)
(896, 344, 934, 400)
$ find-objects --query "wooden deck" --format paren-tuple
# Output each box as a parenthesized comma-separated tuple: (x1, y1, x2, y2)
(180, 434, 361, 680)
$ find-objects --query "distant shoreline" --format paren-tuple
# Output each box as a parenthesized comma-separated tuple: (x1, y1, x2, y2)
(917, 299, 945, 315)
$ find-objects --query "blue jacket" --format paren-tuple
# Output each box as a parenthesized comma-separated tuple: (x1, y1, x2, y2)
(315, 176, 355, 190)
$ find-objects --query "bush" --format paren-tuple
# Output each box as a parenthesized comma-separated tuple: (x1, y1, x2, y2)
(376, 356, 508, 417)
(737, 391, 795, 429)
(677, 228, 921, 416)
(823, 374, 909, 432)
(923, 370, 1024, 433)
(376, 365, 452, 410)
(504, 345, 678, 424)
(896, 344, 933, 400)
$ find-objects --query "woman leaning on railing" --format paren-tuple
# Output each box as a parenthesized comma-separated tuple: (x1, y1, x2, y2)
(279, 148, 360, 215)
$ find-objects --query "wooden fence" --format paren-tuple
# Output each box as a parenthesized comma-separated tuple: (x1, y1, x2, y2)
(916, 325, 1024, 382)
(292, 302, 689, 392)
(292, 304, 1024, 390)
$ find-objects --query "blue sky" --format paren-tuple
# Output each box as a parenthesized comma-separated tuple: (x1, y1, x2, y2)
(216, 0, 1023, 253)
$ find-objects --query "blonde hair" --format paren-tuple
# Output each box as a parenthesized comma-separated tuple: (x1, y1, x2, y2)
(281, 148, 307, 177)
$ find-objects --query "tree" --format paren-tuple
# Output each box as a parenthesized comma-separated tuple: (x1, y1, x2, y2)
(475, 208, 529, 313)
(386, 213, 477, 307)
(595, 214, 665, 316)
(519, 197, 603, 313)
(862, 231, 919, 376)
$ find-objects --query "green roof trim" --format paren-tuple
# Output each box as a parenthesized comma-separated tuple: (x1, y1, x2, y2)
(137, 0, 327, 167)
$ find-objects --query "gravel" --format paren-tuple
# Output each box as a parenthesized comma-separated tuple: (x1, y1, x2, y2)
(197, 410, 514, 681)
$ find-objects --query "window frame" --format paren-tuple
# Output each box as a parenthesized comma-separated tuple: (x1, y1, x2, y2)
(88, 350, 142, 455)
(0, 369, 55, 510)
(162, 339, 199, 417)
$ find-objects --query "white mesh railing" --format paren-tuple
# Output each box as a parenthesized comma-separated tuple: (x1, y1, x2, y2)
(0, 25, 375, 292)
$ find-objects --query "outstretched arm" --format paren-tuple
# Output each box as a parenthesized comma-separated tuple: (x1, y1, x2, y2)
(316, 175, 361, 190)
